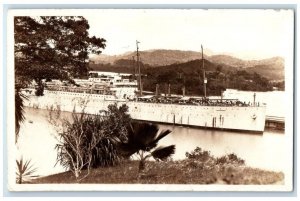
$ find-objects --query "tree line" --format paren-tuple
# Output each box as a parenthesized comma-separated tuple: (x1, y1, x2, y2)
(90, 59, 276, 96)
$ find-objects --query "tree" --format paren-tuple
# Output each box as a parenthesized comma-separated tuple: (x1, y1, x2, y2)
(15, 16, 106, 83)
(14, 16, 106, 142)
(119, 122, 175, 172)
(216, 65, 222, 73)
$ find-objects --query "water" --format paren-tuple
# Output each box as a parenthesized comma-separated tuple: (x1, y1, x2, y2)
(158, 124, 286, 171)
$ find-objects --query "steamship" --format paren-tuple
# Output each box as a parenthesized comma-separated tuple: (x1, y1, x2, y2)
(22, 44, 267, 133)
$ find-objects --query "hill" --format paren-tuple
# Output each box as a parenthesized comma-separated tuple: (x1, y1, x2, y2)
(245, 57, 284, 80)
(209, 55, 284, 80)
(90, 49, 205, 66)
(90, 49, 284, 81)
(209, 55, 246, 68)
(143, 60, 272, 95)
(89, 58, 276, 95)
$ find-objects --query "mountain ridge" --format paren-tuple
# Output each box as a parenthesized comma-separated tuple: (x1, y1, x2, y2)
(90, 49, 284, 81)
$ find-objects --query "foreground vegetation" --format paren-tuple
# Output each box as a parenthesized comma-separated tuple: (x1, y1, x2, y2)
(32, 148, 284, 185)
(47, 104, 175, 181)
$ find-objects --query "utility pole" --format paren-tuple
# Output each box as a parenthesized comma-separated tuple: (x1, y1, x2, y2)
(136, 40, 142, 96)
(201, 45, 207, 99)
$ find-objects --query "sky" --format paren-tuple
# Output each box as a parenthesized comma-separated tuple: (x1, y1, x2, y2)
(83, 9, 294, 60)
(12, 9, 293, 60)
(83, 9, 293, 59)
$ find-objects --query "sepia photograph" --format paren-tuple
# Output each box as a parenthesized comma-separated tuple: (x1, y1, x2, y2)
(6, 8, 294, 191)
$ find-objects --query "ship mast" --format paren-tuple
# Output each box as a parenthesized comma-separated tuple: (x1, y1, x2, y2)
(136, 40, 142, 96)
(132, 56, 136, 79)
(201, 45, 207, 99)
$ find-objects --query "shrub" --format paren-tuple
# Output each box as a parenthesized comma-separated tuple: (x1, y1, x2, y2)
(227, 153, 245, 165)
(216, 153, 245, 165)
(216, 156, 227, 165)
(55, 104, 131, 180)
(185, 147, 211, 162)
(16, 156, 38, 184)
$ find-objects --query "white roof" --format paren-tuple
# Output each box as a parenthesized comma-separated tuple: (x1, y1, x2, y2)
(89, 71, 132, 76)
(139, 95, 154, 99)
(180, 97, 190, 100)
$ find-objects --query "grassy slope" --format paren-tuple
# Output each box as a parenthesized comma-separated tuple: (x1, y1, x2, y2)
(32, 160, 284, 185)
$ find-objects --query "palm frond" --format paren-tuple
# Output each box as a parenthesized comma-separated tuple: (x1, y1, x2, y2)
(15, 89, 28, 143)
(151, 145, 176, 161)
(16, 158, 23, 173)
(132, 122, 159, 147)
(155, 129, 172, 142)
(148, 129, 172, 149)
(16, 157, 38, 184)
(119, 122, 174, 158)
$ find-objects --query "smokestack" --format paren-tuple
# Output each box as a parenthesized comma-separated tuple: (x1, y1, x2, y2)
(182, 86, 185, 97)
(168, 83, 171, 96)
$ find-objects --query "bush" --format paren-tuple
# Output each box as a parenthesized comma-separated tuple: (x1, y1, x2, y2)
(55, 104, 131, 180)
(185, 147, 245, 169)
(216, 156, 227, 165)
(216, 153, 245, 165)
(227, 153, 245, 165)
(185, 147, 211, 162)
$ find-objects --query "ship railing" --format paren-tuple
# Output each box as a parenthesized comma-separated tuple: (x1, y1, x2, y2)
(45, 86, 116, 96)
(135, 97, 263, 107)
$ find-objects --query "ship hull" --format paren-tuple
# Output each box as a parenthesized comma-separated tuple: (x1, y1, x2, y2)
(23, 90, 267, 133)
